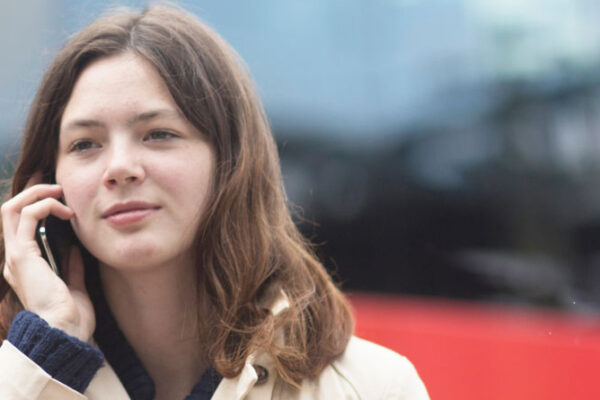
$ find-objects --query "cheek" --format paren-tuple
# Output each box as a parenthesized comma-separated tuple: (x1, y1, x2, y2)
(157, 162, 210, 199)
(153, 155, 213, 212)
(162, 143, 213, 187)
(56, 167, 98, 214)
(65, 181, 97, 213)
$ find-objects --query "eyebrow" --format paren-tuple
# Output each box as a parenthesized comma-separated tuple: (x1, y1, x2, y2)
(61, 109, 182, 132)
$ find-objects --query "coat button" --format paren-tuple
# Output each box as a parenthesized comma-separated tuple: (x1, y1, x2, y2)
(253, 364, 269, 385)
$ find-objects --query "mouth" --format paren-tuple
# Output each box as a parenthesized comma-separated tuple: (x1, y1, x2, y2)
(102, 201, 161, 225)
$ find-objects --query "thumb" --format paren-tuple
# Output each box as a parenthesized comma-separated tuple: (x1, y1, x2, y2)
(66, 246, 86, 293)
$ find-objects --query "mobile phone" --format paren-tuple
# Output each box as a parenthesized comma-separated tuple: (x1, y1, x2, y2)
(35, 215, 76, 279)
(38, 168, 78, 279)
(0, 175, 74, 300)
(37, 219, 60, 276)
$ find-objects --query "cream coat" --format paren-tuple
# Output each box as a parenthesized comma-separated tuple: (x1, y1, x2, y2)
(0, 295, 429, 399)
(0, 336, 428, 400)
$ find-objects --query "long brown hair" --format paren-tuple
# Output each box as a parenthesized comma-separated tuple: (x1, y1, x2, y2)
(0, 4, 353, 385)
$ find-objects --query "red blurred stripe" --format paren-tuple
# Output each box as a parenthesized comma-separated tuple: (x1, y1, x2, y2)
(349, 292, 600, 400)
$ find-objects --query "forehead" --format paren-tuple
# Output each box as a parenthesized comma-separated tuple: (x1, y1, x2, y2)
(60, 52, 178, 126)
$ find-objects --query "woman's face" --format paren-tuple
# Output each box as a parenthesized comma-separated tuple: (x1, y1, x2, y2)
(55, 52, 215, 271)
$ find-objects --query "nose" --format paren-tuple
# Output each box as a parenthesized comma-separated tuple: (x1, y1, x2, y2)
(102, 139, 146, 188)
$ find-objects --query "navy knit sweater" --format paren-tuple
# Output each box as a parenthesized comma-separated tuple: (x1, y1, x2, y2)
(7, 266, 222, 399)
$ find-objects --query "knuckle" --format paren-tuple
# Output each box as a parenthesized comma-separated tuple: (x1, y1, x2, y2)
(0, 201, 13, 216)
(20, 205, 36, 218)
(20, 200, 48, 218)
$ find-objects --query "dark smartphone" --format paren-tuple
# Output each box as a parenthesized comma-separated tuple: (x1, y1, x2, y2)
(0, 173, 76, 300)
(37, 218, 60, 276)
(0, 216, 75, 302)
(36, 171, 78, 278)
(35, 214, 76, 279)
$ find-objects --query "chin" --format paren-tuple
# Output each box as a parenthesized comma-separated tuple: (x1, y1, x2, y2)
(90, 242, 164, 271)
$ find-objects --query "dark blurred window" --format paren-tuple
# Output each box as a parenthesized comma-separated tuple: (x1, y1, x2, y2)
(3, 0, 600, 312)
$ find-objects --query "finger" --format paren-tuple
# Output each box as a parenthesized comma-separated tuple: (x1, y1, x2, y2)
(1, 184, 64, 245)
(1, 184, 63, 216)
(66, 246, 86, 293)
(15, 198, 74, 242)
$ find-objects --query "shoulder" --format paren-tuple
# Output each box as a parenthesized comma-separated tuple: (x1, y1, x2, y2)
(330, 336, 429, 399)
(273, 336, 429, 400)
(336, 336, 414, 371)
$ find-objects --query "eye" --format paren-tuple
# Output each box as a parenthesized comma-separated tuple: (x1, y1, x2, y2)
(69, 139, 99, 153)
(145, 130, 178, 141)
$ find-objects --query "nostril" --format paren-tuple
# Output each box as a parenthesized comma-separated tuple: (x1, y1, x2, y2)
(102, 159, 145, 186)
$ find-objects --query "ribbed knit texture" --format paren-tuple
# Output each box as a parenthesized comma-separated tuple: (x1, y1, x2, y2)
(90, 275, 155, 400)
(186, 368, 223, 400)
(86, 262, 222, 399)
(7, 310, 104, 393)
(6, 258, 222, 399)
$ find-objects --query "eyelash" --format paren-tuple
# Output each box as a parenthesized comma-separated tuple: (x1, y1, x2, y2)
(69, 139, 98, 153)
(145, 130, 178, 141)
(67, 130, 179, 153)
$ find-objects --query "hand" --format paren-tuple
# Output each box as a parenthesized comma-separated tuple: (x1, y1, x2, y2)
(1, 174, 95, 342)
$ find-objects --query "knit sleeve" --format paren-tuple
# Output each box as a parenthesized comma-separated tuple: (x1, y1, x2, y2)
(7, 310, 104, 393)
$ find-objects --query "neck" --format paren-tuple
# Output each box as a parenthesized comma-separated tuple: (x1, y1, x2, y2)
(98, 257, 206, 397)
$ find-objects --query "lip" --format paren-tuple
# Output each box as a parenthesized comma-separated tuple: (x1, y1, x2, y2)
(101, 201, 161, 226)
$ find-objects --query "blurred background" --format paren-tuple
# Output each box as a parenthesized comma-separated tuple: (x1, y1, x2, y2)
(2, 1, 600, 399)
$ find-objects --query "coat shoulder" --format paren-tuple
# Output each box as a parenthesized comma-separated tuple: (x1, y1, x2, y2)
(330, 336, 430, 399)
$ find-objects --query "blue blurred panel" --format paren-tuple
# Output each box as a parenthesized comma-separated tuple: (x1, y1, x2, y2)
(0, 1, 60, 147)
(3, 0, 600, 148)
(194, 0, 483, 144)
(0, 0, 484, 147)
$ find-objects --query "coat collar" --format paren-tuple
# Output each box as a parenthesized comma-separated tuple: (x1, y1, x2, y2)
(212, 290, 290, 400)
(85, 259, 290, 400)
(87, 263, 224, 400)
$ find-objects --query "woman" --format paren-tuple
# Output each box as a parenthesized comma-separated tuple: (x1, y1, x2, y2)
(0, 4, 428, 400)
